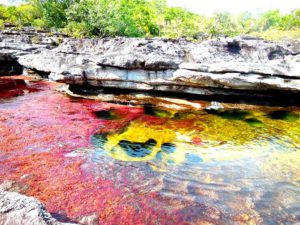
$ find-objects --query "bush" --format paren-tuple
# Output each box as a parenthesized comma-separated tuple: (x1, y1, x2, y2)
(251, 28, 300, 41)
(0, 1, 299, 41)
(63, 22, 89, 38)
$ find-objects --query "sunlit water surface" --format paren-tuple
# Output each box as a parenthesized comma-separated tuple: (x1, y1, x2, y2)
(0, 77, 299, 225)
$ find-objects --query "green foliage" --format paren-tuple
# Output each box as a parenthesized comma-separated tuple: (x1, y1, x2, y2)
(65, 0, 160, 37)
(0, 19, 4, 29)
(0, 1, 299, 40)
(205, 12, 239, 37)
(31, 0, 72, 28)
(161, 7, 201, 38)
(251, 28, 300, 41)
(0, 3, 41, 27)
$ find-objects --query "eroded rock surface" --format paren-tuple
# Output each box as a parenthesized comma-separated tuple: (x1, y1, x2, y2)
(0, 188, 78, 225)
(1, 28, 300, 94)
(0, 27, 63, 75)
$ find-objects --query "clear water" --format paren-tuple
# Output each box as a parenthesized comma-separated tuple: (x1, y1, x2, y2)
(0, 77, 299, 225)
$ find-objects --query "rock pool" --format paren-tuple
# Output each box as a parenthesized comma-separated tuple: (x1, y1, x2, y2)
(0, 76, 299, 225)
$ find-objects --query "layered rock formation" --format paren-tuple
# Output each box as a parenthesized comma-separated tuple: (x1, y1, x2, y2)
(1, 28, 300, 95)
(0, 27, 63, 75)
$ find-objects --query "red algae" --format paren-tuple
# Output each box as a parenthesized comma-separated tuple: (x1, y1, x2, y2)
(0, 77, 185, 224)
(191, 137, 202, 145)
(1, 77, 300, 225)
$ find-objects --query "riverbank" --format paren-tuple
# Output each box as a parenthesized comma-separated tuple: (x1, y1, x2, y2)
(1, 28, 300, 100)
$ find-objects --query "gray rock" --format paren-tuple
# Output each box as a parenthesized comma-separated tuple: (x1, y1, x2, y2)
(0, 189, 78, 225)
(205, 102, 224, 111)
(0, 28, 60, 76)
(1, 28, 300, 95)
(0, 29, 58, 61)
(77, 213, 99, 225)
(172, 69, 300, 92)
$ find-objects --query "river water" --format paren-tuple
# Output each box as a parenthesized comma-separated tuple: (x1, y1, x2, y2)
(0, 77, 299, 225)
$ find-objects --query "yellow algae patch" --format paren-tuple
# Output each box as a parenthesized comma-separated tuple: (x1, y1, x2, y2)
(104, 121, 176, 147)
(93, 107, 300, 173)
(197, 109, 300, 148)
(101, 120, 204, 165)
(197, 114, 262, 145)
(103, 121, 175, 162)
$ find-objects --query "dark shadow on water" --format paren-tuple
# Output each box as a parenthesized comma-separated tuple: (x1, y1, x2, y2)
(69, 84, 300, 107)
(244, 118, 264, 127)
(0, 60, 23, 76)
(0, 79, 27, 91)
(0, 78, 41, 99)
(50, 212, 79, 223)
(207, 109, 250, 120)
(144, 104, 173, 118)
(93, 110, 120, 120)
(119, 139, 157, 158)
(267, 110, 299, 121)
(161, 143, 176, 153)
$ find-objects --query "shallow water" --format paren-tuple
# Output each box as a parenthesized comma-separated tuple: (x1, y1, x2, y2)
(0, 77, 299, 225)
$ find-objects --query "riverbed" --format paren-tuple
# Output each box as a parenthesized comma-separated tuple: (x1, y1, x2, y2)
(0, 76, 299, 225)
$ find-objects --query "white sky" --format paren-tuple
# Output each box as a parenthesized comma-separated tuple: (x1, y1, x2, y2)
(1, 0, 300, 16)
(167, 0, 300, 15)
(0, 0, 18, 5)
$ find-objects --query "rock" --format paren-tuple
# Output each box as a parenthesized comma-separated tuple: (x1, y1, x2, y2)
(0, 189, 78, 225)
(57, 83, 203, 111)
(205, 102, 224, 111)
(173, 69, 300, 92)
(77, 213, 99, 225)
(1, 28, 300, 95)
(0, 27, 61, 76)
(0, 180, 28, 193)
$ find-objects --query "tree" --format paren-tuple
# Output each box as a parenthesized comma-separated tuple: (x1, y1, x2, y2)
(0, 0, 299, 40)
(32, 0, 74, 28)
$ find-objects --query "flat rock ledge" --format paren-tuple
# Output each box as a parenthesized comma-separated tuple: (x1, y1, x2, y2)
(1, 28, 300, 95)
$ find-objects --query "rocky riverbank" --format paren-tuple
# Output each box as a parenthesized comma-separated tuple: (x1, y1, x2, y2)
(0, 181, 78, 225)
(1, 28, 299, 97)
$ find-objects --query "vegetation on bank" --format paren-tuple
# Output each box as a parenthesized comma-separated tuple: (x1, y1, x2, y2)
(0, 0, 299, 40)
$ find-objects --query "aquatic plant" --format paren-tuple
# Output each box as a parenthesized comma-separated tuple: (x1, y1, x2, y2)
(1, 77, 300, 224)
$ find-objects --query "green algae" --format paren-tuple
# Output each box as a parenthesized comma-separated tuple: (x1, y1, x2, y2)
(94, 110, 120, 120)
(144, 104, 173, 118)
(91, 105, 300, 181)
(244, 118, 264, 127)
(267, 110, 299, 121)
(208, 109, 251, 120)
(3, 77, 300, 225)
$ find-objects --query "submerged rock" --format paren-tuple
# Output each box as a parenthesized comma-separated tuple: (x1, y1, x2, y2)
(205, 102, 224, 111)
(77, 213, 99, 225)
(0, 188, 78, 225)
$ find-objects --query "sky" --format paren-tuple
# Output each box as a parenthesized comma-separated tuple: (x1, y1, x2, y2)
(167, 0, 300, 15)
(1, 0, 300, 16)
